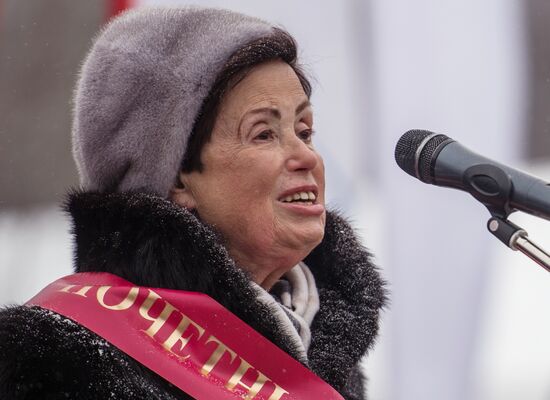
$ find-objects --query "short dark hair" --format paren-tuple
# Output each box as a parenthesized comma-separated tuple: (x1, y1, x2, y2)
(180, 28, 312, 174)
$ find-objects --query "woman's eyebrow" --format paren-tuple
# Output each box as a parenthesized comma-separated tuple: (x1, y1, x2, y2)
(243, 99, 312, 121)
(245, 107, 281, 120)
(295, 99, 312, 115)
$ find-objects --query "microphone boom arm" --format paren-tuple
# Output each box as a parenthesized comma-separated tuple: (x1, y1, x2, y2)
(487, 216, 550, 272)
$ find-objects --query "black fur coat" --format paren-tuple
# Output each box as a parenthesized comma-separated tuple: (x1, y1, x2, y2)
(0, 191, 386, 399)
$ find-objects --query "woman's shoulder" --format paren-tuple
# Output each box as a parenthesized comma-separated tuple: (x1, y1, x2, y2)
(0, 305, 186, 399)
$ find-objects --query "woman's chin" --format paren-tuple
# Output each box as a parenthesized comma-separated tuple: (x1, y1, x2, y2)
(280, 223, 326, 255)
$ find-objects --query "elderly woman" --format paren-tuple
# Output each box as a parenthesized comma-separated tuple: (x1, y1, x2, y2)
(0, 7, 386, 400)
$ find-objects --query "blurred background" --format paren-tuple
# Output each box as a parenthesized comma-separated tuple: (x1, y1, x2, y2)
(1, 1, 550, 399)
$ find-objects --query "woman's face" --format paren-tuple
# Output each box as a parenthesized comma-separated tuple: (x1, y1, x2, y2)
(173, 60, 325, 288)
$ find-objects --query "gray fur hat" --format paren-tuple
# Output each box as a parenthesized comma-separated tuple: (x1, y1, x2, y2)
(72, 7, 274, 197)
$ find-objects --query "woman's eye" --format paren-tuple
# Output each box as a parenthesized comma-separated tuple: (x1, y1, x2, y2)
(254, 130, 273, 141)
(298, 129, 314, 143)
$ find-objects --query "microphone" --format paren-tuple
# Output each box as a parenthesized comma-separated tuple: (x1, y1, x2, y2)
(394, 129, 550, 221)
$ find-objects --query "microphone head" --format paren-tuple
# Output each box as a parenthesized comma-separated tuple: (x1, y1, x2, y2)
(395, 130, 452, 182)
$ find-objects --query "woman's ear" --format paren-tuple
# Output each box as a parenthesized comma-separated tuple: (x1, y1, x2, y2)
(170, 172, 198, 210)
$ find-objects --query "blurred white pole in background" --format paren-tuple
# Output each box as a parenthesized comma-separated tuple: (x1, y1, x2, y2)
(362, 1, 526, 399)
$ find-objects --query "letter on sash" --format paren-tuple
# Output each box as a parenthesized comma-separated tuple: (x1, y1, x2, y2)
(162, 313, 205, 359)
(139, 289, 177, 338)
(200, 335, 237, 376)
(97, 286, 139, 310)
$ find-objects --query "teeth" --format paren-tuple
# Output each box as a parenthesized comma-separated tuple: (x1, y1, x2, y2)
(281, 191, 317, 203)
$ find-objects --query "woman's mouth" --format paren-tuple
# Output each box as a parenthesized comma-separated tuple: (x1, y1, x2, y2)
(277, 188, 324, 215)
(279, 191, 317, 205)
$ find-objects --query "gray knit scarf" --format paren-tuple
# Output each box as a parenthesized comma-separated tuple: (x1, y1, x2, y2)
(251, 262, 320, 363)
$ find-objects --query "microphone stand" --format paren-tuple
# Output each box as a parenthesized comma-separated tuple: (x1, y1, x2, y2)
(487, 216, 550, 273)
(459, 162, 550, 272)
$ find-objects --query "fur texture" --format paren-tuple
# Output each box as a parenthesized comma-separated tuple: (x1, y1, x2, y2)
(0, 191, 387, 399)
(72, 7, 273, 197)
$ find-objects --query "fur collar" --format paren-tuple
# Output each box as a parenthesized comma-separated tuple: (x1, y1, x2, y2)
(65, 190, 387, 392)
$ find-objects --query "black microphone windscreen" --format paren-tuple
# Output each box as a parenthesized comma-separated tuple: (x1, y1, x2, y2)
(395, 130, 451, 181)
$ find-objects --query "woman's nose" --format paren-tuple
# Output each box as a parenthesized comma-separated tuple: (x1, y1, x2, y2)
(284, 133, 319, 172)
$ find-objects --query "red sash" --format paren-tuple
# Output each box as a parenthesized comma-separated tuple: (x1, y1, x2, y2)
(26, 273, 344, 400)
